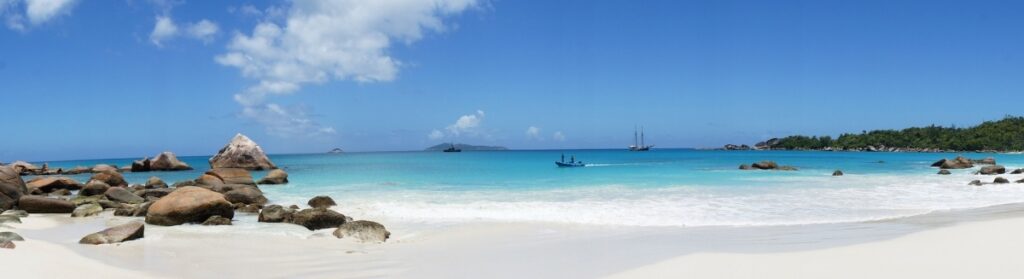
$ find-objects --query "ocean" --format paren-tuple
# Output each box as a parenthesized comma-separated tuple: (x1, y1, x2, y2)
(30, 149, 1024, 227)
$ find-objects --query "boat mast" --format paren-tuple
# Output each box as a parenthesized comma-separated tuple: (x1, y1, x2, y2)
(634, 125, 638, 146)
(641, 126, 645, 147)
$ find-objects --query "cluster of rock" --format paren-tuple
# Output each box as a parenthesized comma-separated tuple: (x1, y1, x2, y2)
(724, 138, 996, 153)
(0, 133, 390, 248)
(930, 156, 996, 170)
(739, 161, 798, 171)
(722, 144, 752, 151)
(131, 152, 193, 172)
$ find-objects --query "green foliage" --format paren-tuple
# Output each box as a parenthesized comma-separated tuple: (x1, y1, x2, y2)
(773, 116, 1024, 151)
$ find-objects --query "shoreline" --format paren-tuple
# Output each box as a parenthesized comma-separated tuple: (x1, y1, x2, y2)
(6, 203, 1024, 278)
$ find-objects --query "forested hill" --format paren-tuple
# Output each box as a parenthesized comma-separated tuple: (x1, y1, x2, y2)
(765, 116, 1024, 152)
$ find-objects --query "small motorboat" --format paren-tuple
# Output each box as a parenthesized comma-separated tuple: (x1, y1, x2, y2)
(443, 143, 461, 152)
(555, 153, 585, 167)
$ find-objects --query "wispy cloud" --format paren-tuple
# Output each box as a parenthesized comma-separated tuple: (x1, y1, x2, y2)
(552, 131, 566, 141)
(1, 0, 79, 31)
(149, 15, 220, 47)
(217, 0, 479, 138)
(526, 126, 542, 140)
(428, 110, 489, 140)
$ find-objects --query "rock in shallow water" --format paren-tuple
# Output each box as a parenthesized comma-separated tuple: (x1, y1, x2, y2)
(969, 180, 983, 186)
(832, 170, 843, 176)
(307, 196, 337, 209)
(257, 169, 289, 185)
(290, 208, 347, 230)
(977, 165, 1006, 175)
(209, 134, 277, 170)
(993, 177, 1010, 184)
(937, 169, 951, 175)
(332, 220, 390, 243)
(79, 221, 145, 245)
(258, 205, 294, 223)
(223, 186, 267, 206)
(90, 171, 127, 187)
(0, 240, 14, 249)
(1, 210, 28, 217)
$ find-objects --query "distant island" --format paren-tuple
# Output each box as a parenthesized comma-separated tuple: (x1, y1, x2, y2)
(424, 143, 509, 151)
(327, 148, 344, 154)
(725, 116, 1024, 152)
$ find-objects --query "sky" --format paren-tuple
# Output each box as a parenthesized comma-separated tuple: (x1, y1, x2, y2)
(1, 0, 1023, 161)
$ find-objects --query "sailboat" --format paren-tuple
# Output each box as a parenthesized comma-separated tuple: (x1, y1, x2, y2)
(628, 126, 653, 151)
(443, 143, 461, 152)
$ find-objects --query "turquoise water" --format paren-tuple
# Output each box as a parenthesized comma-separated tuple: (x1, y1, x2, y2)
(30, 149, 1024, 227)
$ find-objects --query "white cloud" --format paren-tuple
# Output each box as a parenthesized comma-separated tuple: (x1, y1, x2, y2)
(150, 15, 221, 47)
(187, 19, 219, 43)
(217, 0, 479, 138)
(24, 0, 75, 24)
(428, 129, 444, 140)
(446, 110, 484, 136)
(1, 0, 78, 31)
(149, 15, 177, 46)
(525, 126, 542, 140)
(553, 131, 566, 141)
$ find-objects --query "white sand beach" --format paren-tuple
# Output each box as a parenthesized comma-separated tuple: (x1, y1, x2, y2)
(5, 204, 1024, 279)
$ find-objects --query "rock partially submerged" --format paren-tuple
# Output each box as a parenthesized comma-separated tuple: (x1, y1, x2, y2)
(307, 196, 337, 209)
(971, 157, 996, 165)
(258, 205, 294, 223)
(91, 164, 119, 173)
(79, 221, 145, 245)
(993, 177, 1010, 184)
(333, 220, 390, 243)
(740, 161, 798, 171)
(223, 186, 267, 206)
(969, 180, 983, 186)
(203, 168, 257, 186)
(290, 208, 347, 230)
(932, 156, 974, 169)
(146, 187, 234, 226)
(209, 133, 277, 170)
(832, 170, 844, 176)
(145, 176, 168, 188)
(937, 169, 951, 175)
(257, 169, 289, 185)
(0, 166, 27, 210)
(977, 165, 1006, 175)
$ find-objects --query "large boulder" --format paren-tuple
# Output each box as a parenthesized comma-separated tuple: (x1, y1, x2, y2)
(257, 169, 289, 185)
(8, 161, 41, 175)
(25, 177, 83, 194)
(307, 196, 337, 209)
(0, 166, 27, 210)
(223, 186, 267, 206)
(18, 196, 75, 213)
(131, 158, 151, 172)
(105, 187, 145, 204)
(204, 168, 256, 186)
(149, 152, 193, 171)
(935, 156, 974, 169)
(258, 205, 294, 223)
(972, 157, 996, 165)
(290, 208, 347, 230)
(209, 133, 277, 170)
(90, 171, 128, 187)
(978, 165, 1006, 175)
(80, 181, 111, 196)
(333, 220, 390, 243)
(91, 164, 119, 173)
(145, 187, 235, 226)
(79, 221, 144, 245)
(994, 177, 1010, 184)
(751, 161, 778, 170)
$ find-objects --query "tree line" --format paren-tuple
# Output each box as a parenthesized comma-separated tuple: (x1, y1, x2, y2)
(770, 116, 1024, 151)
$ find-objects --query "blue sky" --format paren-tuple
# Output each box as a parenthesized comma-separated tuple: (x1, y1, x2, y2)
(2, 0, 1023, 161)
